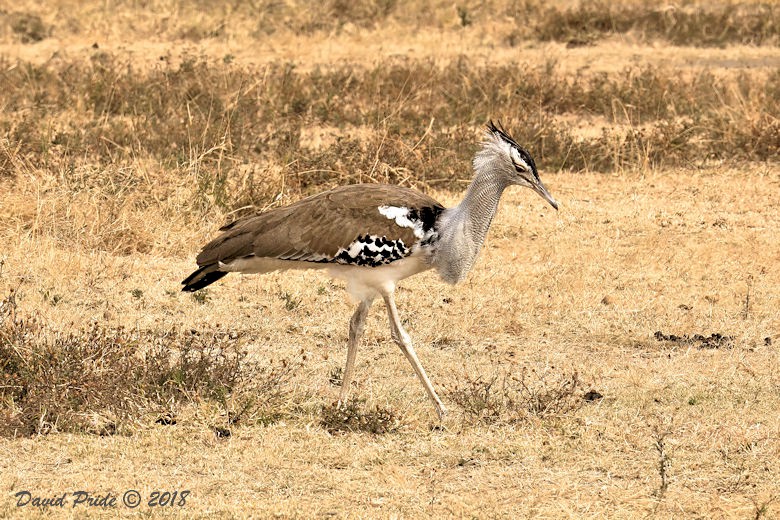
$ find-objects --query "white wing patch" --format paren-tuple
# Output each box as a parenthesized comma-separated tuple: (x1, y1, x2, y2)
(378, 205, 425, 239)
(346, 240, 365, 258)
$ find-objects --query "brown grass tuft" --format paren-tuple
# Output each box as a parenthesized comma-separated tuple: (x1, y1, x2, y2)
(7, 12, 48, 43)
(447, 364, 584, 425)
(0, 292, 301, 436)
(320, 398, 400, 434)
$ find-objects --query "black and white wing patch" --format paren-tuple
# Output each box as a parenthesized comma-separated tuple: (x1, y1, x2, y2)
(332, 204, 442, 267)
(334, 234, 410, 267)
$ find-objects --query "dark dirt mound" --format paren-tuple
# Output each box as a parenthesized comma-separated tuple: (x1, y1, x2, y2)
(653, 331, 733, 349)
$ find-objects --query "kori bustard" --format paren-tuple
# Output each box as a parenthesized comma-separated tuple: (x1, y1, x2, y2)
(182, 122, 558, 419)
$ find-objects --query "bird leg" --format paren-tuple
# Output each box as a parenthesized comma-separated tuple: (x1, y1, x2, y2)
(338, 297, 373, 406)
(381, 290, 447, 420)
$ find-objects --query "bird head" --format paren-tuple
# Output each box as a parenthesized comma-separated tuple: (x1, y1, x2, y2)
(475, 121, 558, 210)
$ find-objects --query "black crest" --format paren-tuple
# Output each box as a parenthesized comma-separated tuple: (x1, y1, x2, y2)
(487, 120, 539, 178)
(487, 120, 520, 148)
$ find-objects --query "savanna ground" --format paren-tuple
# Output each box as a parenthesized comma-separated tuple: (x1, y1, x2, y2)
(1, 0, 779, 517)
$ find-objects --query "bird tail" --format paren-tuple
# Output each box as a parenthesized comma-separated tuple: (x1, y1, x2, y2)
(181, 264, 228, 292)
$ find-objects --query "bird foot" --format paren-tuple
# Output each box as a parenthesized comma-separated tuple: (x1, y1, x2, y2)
(434, 403, 448, 421)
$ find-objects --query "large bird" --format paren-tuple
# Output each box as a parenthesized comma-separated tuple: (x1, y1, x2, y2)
(183, 122, 558, 419)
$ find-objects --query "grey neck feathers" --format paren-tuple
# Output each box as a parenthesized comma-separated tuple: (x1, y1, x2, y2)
(433, 162, 509, 284)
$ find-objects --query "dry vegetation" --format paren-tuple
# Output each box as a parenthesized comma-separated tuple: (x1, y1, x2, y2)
(1, 0, 779, 517)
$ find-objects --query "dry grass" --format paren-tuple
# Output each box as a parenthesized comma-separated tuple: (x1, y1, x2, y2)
(446, 363, 584, 425)
(2, 168, 779, 516)
(3, 1, 779, 46)
(320, 398, 401, 434)
(0, 291, 304, 436)
(1, 54, 777, 253)
(530, 2, 780, 47)
(0, 0, 779, 517)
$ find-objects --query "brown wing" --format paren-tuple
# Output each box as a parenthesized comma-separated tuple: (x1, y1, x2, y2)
(194, 184, 445, 267)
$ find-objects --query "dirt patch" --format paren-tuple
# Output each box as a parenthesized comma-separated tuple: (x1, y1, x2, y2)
(653, 331, 734, 349)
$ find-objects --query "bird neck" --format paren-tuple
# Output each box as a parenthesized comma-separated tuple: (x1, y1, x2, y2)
(434, 165, 509, 284)
(456, 165, 509, 237)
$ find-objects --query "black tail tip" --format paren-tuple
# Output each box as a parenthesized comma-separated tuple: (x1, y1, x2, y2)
(181, 267, 227, 292)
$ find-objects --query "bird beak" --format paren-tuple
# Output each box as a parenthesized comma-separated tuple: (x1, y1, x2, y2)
(531, 179, 559, 211)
